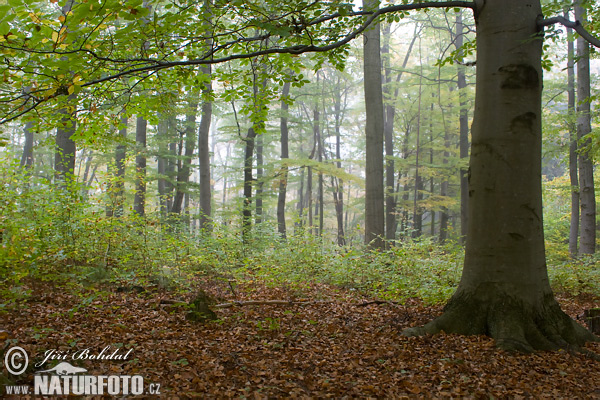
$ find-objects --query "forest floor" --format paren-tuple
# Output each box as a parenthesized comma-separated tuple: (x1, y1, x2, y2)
(2, 277, 600, 399)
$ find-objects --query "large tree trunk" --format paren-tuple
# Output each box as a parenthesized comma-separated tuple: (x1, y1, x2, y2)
(575, 3, 596, 255)
(566, 14, 579, 257)
(277, 81, 291, 239)
(363, 0, 385, 249)
(403, 0, 596, 352)
(456, 11, 470, 243)
(133, 116, 147, 217)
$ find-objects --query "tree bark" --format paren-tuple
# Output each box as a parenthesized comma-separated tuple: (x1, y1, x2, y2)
(566, 13, 579, 257)
(332, 76, 346, 246)
(314, 105, 324, 237)
(242, 127, 257, 242)
(198, 65, 213, 232)
(403, 0, 596, 352)
(255, 130, 264, 225)
(363, 0, 385, 249)
(277, 80, 291, 239)
(575, 3, 596, 255)
(456, 11, 470, 243)
(133, 115, 147, 217)
(107, 115, 127, 217)
(382, 24, 418, 244)
(20, 121, 34, 169)
(412, 70, 423, 239)
(55, 93, 77, 184)
(171, 91, 200, 215)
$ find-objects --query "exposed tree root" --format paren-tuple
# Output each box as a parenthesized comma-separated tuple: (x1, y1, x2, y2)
(402, 286, 599, 353)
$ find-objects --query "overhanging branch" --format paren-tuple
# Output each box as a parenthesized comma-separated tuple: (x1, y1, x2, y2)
(81, 1, 475, 88)
(1, 1, 476, 124)
(539, 16, 600, 48)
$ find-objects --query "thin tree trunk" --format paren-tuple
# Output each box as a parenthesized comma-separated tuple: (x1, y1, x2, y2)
(21, 121, 34, 169)
(133, 116, 147, 217)
(255, 131, 264, 224)
(566, 13, 579, 257)
(115, 117, 127, 217)
(107, 115, 127, 217)
(172, 92, 200, 215)
(242, 127, 257, 241)
(412, 67, 423, 239)
(314, 106, 324, 236)
(382, 24, 418, 244)
(157, 116, 169, 216)
(55, 93, 77, 184)
(296, 166, 305, 231)
(198, 65, 213, 232)
(277, 81, 291, 238)
(333, 79, 346, 246)
(165, 116, 178, 212)
(575, 3, 596, 255)
(307, 166, 313, 233)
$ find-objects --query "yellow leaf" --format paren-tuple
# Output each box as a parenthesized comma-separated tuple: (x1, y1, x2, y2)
(44, 87, 57, 98)
(51, 31, 58, 42)
(85, 43, 92, 49)
(57, 74, 65, 79)
(41, 38, 48, 43)
(67, 85, 75, 95)
(58, 15, 65, 23)
(29, 13, 41, 23)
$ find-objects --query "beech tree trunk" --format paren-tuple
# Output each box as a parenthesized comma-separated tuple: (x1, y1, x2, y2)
(55, 93, 77, 184)
(575, 3, 596, 255)
(332, 77, 346, 246)
(456, 11, 470, 242)
(363, 0, 385, 249)
(157, 115, 170, 216)
(382, 24, 417, 244)
(107, 115, 127, 218)
(198, 65, 213, 232)
(566, 15, 579, 257)
(403, 0, 596, 352)
(242, 126, 257, 242)
(171, 92, 200, 215)
(20, 121, 34, 169)
(133, 116, 147, 217)
(277, 80, 291, 238)
(255, 131, 264, 225)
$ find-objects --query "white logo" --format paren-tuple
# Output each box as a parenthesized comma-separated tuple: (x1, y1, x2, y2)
(37, 362, 87, 375)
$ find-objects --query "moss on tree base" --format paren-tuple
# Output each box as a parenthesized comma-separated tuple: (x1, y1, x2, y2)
(402, 286, 598, 353)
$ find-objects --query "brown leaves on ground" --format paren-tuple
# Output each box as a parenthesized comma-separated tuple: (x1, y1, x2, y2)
(2, 280, 599, 398)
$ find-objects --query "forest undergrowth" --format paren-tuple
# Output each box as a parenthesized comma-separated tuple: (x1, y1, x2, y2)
(1, 172, 600, 397)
